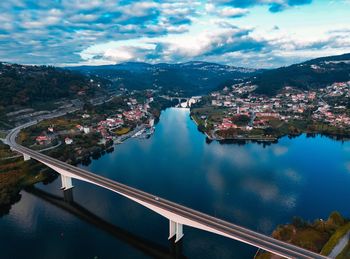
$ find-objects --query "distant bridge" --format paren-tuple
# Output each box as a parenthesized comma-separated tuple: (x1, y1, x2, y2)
(6, 124, 329, 259)
(160, 96, 202, 108)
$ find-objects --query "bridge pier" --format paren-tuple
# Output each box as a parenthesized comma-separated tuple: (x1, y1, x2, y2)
(61, 175, 73, 190)
(23, 154, 31, 161)
(168, 220, 184, 243)
(63, 188, 74, 203)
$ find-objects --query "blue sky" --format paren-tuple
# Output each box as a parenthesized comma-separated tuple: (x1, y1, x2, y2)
(0, 0, 349, 68)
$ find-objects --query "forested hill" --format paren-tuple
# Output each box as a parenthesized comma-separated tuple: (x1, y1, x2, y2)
(253, 53, 350, 95)
(0, 63, 107, 107)
(68, 61, 261, 96)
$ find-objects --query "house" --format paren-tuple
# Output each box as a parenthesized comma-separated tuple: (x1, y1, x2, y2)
(76, 125, 84, 132)
(36, 135, 51, 145)
(83, 127, 90, 134)
(65, 137, 73, 145)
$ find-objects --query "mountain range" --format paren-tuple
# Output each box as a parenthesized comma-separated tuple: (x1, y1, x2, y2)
(0, 63, 107, 108)
(67, 61, 261, 96)
(253, 53, 350, 95)
(1, 53, 349, 111)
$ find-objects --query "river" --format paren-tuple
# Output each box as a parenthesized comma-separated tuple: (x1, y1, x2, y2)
(1, 108, 350, 258)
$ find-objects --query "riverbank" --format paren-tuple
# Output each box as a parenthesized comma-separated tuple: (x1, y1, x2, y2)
(0, 142, 56, 216)
(255, 212, 350, 259)
(190, 102, 350, 145)
(4, 94, 176, 167)
(190, 112, 350, 145)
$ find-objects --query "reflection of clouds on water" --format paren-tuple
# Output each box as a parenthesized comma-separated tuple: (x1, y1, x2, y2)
(160, 108, 192, 155)
(242, 178, 297, 210)
(284, 169, 302, 183)
(206, 144, 255, 169)
(206, 167, 225, 192)
(243, 178, 279, 202)
(272, 146, 288, 156)
(6, 192, 39, 233)
(6, 191, 74, 233)
(345, 162, 350, 172)
(281, 195, 297, 209)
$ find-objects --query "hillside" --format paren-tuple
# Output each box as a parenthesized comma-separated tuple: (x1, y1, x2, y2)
(0, 62, 108, 108)
(253, 53, 350, 95)
(68, 61, 261, 96)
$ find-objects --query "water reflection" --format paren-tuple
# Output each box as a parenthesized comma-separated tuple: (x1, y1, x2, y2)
(0, 168, 56, 217)
(26, 187, 186, 259)
(2, 108, 350, 259)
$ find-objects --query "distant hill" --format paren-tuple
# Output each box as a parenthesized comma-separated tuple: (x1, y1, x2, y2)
(0, 63, 107, 108)
(68, 61, 261, 96)
(253, 53, 350, 95)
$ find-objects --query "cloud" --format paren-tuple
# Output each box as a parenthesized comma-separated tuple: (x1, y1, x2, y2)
(272, 146, 288, 156)
(80, 27, 268, 65)
(0, 0, 349, 67)
(0, 0, 195, 64)
(210, 0, 313, 12)
(205, 4, 249, 18)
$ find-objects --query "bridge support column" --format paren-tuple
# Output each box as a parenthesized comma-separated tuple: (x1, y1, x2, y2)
(168, 220, 184, 243)
(23, 154, 31, 161)
(63, 188, 74, 203)
(61, 175, 73, 190)
(169, 220, 176, 239)
(175, 223, 183, 243)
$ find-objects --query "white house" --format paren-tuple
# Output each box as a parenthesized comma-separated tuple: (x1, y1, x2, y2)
(65, 137, 73, 145)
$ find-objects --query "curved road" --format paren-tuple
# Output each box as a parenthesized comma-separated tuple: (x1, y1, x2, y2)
(6, 125, 329, 259)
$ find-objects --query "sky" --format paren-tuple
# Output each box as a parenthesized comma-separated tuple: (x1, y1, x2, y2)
(0, 0, 350, 68)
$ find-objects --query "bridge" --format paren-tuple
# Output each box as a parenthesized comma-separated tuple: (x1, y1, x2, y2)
(27, 187, 186, 259)
(6, 125, 329, 259)
(160, 96, 202, 108)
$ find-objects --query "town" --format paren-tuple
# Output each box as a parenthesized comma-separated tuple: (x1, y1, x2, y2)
(191, 81, 350, 141)
(11, 89, 178, 166)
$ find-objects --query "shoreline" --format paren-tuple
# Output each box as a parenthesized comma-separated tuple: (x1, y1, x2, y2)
(190, 113, 350, 144)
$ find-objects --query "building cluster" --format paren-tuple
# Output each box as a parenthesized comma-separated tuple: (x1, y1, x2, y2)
(95, 97, 153, 140)
(208, 81, 350, 131)
(34, 95, 155, 146)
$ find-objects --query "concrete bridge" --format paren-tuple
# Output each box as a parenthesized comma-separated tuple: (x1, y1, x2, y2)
(160, 96, 202, 108)
(27, 187, 186, 259)
(6, 125, 329, 259)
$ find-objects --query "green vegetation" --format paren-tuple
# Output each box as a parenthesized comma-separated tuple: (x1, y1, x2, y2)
(68, 61, 259, 96)
(114, 127, 130, 135)
(0, 142, 53, 217)
(0, 62, 107, 108)
(253, 53, 350, 95)
(149, 97, 177, 118)
(321, 222, 350, 256)
(192, 101, 350, 141)
(337, 241, 350, 259)
(255, 212, 350, 259)
(0, 142, 14, 158)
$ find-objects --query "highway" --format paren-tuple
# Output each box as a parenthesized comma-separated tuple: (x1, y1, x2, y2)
(6, 126, 329, 259)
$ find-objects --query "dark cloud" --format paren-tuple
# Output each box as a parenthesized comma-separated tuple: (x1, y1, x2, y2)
(0, 0, 194, 64)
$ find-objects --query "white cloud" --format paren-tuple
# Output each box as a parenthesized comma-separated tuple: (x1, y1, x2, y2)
(0, 0, 349, 67)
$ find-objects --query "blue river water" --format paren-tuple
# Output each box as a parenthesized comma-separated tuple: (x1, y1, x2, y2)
(1, 108, 350, 259)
